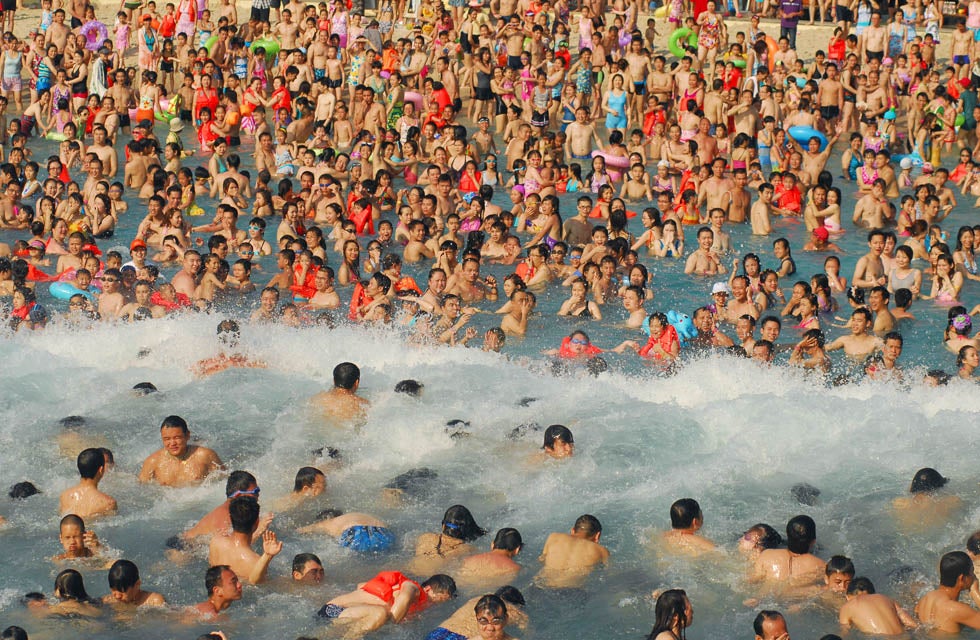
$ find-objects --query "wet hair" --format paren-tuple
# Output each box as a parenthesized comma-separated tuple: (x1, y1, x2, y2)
(293, 467, 324, 492)
(790, 483, 820, 506)
(786, 515, 817, 554)
(495, 585, 525, 607)
(647, 589, 689, 640)
(161, 415, 189, 433)
(384, 468, 438, 497)
(440, 505, 486, 542)
(107, 559, 140, 592)
(292, 552, 322, 573)
(492, 528, 523, 552)
(225, 470, 257, 498)
(847, 577, 875, 595)
(543, 424, 574, 450)
(332, 362, 360, 390)
(394, 379, 424, 396)
(76, 448, 105, 479)
(132, 382, 158, 395)
(573, 514, 602, 536)
(940, 551, 974, 587)
(54, 569, 93, 602)
(966, 530, 980, 555)
(420, 574, 457, 599)
(60, 514, 85, 532)
(753, 611, 783, 637)
(1, 627, 28, 640)
(205, 565, 231, 596)
(826, 555, 856, 577)
(910, 467, 947, 493)
(8, 481, 40, 500)
(474, 593, 507, 618)
(670, 498, 702, 529)
(228, 496, 260, 533)
(745, 523, 783, 549)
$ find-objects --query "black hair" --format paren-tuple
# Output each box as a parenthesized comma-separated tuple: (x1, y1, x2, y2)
(77, 448, 104, 479)
(440, 505, 486, 543)
(543, 424, 574, 449)
(786, 515, 817, 554)
(293, 467, 324, 492)
(847, 577, 875, 595)
(492, 528, 523, 552)
(107, 559, 141, 592)
(420, 574, 457, 599)
(647, 589, 689, 640)
(474, 593, 507, 617)
(205, 565, 230, 596)
(228, 496, 260, 533)
(940, 551, 974, 587)
(8, 481, 40, 499)
(573, 514, 602, 536)
(332, 362, 360, 390)
(225, 470, 257, 498)
(495, 585, 525, 607)
(161, 415, 189, 433)
(670, 498, 702, 529)
(753, 611, 783, 637)
(292, 552, 322, 573)
(394, 379, 424, 396)
(54, 569, 94, 602)
(826, 555, 856, 577)
(910, 467, 947, 493)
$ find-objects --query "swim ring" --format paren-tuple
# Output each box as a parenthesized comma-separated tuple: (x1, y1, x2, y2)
(79, 20, 108, 51)
(50, 282, 96, 302)
(787, 125, 828, 151)
(668, 28, 697, 59)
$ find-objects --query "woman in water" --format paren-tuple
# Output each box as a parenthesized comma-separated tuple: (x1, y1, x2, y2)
(646, 589, 693, 640)
(412, 505, 486, 575)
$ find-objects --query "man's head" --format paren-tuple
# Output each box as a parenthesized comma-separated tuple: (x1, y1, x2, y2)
(420, 574, 457, 603)
(77, 448, 105, 480)
(291, 553, 324, 584)
(670, 498, 703, 530)
(753, 610, 788, 640)
(107, 560, 142, 602)
(160, 415, 190, 457)
(228, 496, 260, 534)
(204, 565, 243, 602)
(786, 515, 816, 554)
(571, 514, 602, 541)
(332, 362, 360, 390)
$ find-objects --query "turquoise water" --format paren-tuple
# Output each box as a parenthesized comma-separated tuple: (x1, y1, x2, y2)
(0, 129, 978, 640)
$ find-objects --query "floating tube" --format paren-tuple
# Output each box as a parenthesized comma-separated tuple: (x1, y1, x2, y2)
(788, 125, 828, 151)
(894, 153, 924, 167)
(204, 33, 219, 53)
(668, 27, 697, 59)
(724, 54, 746, 68)
(765, 36, 777, 71)
(653, 4, 667, 16)
(250, 38, 281, 59)
(591, 150, 631, 168)
(50, 282, 96, 302)
(45, 131, 67, 141)
(79, 20, 108, 51)
(404, 91, 423, 110)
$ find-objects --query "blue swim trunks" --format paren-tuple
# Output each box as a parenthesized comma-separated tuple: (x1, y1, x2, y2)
(424, 627, 467, 640)
(339, 526, 395, 552)
(317, 603, 345, 619)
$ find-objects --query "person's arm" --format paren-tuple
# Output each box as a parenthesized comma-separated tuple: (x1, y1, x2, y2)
(388, 582, 421, 623)
(683, 252, 698, 274)
(247, 531, 283, 584)
(137, 456, 155, 482)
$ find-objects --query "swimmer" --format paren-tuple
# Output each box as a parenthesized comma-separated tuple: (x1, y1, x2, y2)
(292, 553, 325, 584)
(193, 320, 268, 377)
(310, 362, 370, 425)
(316, 570, 457, 637)
(753, 610, 790, 640)
(456, 528, 523, 587)
(138, 416, 224, 487)
(47, 569, 102, 618)
(208, 497, 283, 585)
(272, 466, 326, 512)
(752, 515, 826, 586)
(738, 524, 783, 561)
(52, 514, 101, 561)
(412, 505, 487, 575)
(425, 586, 529, 640)
(297, 509, 395, 553)
(180, 471, 269, 543)
(470, 595, 518, 640)
(824, 308, 882, 359)
(839, 577, 917, 634)
(541, 425, 574, 459)
(915, 551, 980, 632)
(662, 498, 716, 555)
(536, 514, 610, 588)
(892, 467, 962, 531)
(824, 556, 856, 595)
(58, 448, 117, 519)
(193, 566, 243, 619)
(102, 560, 166, 607)
(646, 589, 693, 640)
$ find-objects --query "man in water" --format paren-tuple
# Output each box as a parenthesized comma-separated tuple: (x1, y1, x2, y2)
(536, 514, 609, 588)
(915, 551, 980, 632)
(317, 570, 457, 636)
(193, 565, 243, 618)
(839, 577, 917, 634)
(457, 528, 524, 587)
(193, 320, 267, 377)
(753, 515, 826, 585)
(662, 498, 716, 554)
(753, 610, 791, 640)
(53, 514, 101, 561)
(59, 448, 117, 519)
(825, 308, 882, 358)
(292, 553, 325, 584)
(103, 560, 166, 607)
(311, 362, 370, 424)
(297, 509, 395, 552)
(425, 586, 528, 640)
(138, 415, 225, 487)
(208, 497, 283, 585)
(177, 471, 269, 546)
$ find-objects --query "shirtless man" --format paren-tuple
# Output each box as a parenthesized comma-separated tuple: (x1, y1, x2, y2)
(625, 39, 652, 121)
(446, 258, 498, 303)
(536, 514, 610, 588)
(915, 552, 980, 633)
(500, 290, 533, 337)
(138, 415, 225, 487)
(59, 448, 117, 519)
(103, 560, 166, 608)
(648, 57, 674, 106)
(457, 528, 523, 586)
(404, 221, 436, 263)
(868, 286, 896, 334)
(98, 268, 125, 319)
(89, 126, 118, 178)
(852, 230, 888, 292)
(298, 509, 395, 553)
(53, 514, 101, 561)
(662, 498, 716, 554)
(825, 308, 882, 358)
(840, 577, 917, 634)
(172, 250, 202, 300)
(564, 107, 604, 164)
(429, 590, 527, 640)
(317, 571, 457, 636)
(859, 70, 889, 135)
(753, 515, 826, 586)
(751, 183, 774, 236)
(722, 169, 751, 223)
(193, 565, 243, 618)
(727, 90, 759, 137)
(180, 471, 267, 543)
(698, 158, 734, 214)
(208, 497, 283, 585)
(859, 12, 888, 64)
(685, 227, 727, 276)
(853, 179, 891, 229)
(310, 362, 370, 424)
(816, 62, 844, 131)
(792, 127, 843, 190)
(727, 276, 760, 321)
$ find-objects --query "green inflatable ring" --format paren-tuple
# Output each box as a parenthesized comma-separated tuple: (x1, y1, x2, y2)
(955, 113, 965, 127)
(668, 27, 697, 59)
(250, 38, 281, 60)
(155, 111, 177, 122)
(204, 33, 218, 53)
(727, 56, 746, 68)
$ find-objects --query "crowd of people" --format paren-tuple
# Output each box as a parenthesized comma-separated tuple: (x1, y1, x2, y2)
(0, 0, 980, 634)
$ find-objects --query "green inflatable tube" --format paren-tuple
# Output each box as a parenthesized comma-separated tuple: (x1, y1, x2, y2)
(204, 33, 218, 53)
(250, 38, 281, 59)
(668, 27, 697, 59)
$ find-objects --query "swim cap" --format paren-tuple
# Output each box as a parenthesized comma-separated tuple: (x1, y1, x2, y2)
(899, 157, 912, 170)
(813, 227, 830, 241)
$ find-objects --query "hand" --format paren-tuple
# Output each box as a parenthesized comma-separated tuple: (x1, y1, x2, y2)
(84, 530, 100, 547)
(262, 530, 283, 557)
(464, 327, 478, 340)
